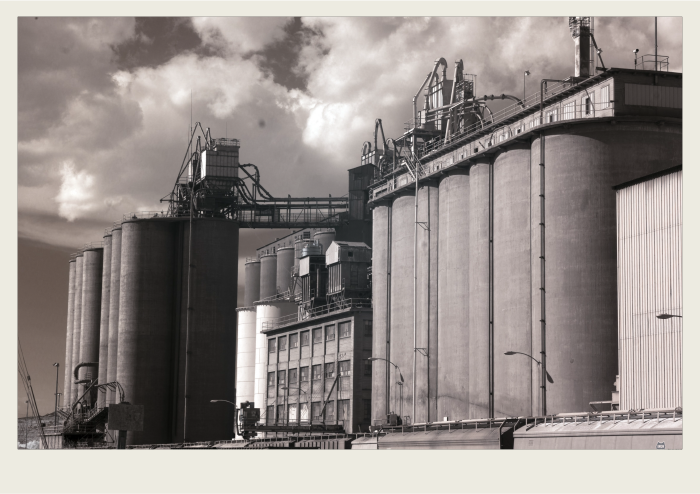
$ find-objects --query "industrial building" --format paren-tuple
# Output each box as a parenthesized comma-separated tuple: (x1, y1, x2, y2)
(49, 17, 682, 450)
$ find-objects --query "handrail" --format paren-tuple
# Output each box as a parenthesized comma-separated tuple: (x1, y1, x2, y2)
(262, 298, 372, 331)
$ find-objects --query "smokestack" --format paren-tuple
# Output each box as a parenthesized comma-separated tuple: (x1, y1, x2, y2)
(569, 17, 591, 78)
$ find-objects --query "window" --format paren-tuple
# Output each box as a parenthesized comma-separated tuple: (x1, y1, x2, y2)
(364, 360, 372, 376)
(363, 399, 371, 420)
(339, 360, 351, 376)
(364, 320, 373, 337)
(312, 364, 322, 380)
(268, 339, 276, 353)
(288, 403, 297, 422)
(313, 328, 322, 343)
(277, 370, 286, 385)
(300, 402, 309, 421)
(325, 362, 335, 379)
(267, 372, 275, 387)
(601, 85, 610, 109)
(278, 336, 287, 352)
(326, 325, 335, 341)
(289, 368, 298, 384)
(267, 386, 275, 398)
(277, 404, 285, 424)
(312, 402, 322, 422)
(300, 366, 309, 382)
(338, 400, 350, 422)
(325, 401, 335, 421)
(301, 331, 310, 346)
(348, 250, 354, 258)
(582, 93, 595, 115)
(529, 116, 540, 128)
(546, 108, 558, 123)
(290, 333, 299, 349)
(266, 405, 274, 425)
(339, 321, 351, 338)
(563, 101, 575, 120)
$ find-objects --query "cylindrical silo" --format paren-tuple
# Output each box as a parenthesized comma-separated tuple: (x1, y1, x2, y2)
(276, 247, 295, 295)
(244, 259, 261, 306)
(174, 218, 239, 442)
(117, 218, 177, 445)
(493, 142, 532, 417)
(254, 301, 297, 411)
(468, 156, 491, 419)
(97, 233, 112, 409)
(70, 253, 84, 406)
(79, 246, 104, 401)
(371, 203, 390, 423)
(313, 230, 336, 255)
(107, 225, 122, 407)
(235, 307, 257, 430)
(259, 253, 277, 300)
(62, 258, 76, 410)
(530, 121, 681, 414)
(415, 183, 439, 423)
(389, 192, 415, 422)
(437, 169, 470, 422)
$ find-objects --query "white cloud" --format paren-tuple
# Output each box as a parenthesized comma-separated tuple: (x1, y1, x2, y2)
(55, 161, 96, 222)
(191, 17, 288, 54)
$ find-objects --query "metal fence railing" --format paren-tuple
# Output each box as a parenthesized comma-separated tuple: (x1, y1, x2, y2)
(123, 211, 171, 221)
(262, 298, 372, 331)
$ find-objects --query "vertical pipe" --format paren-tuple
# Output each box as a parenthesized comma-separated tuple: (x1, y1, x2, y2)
(426, 184, 431, 422)
(386, 203, 392, 415)
(183, 142, 197, 442)
(539, 131, 547, 417)
(488, 159, 494, 418)
(412, 158, 419, 425)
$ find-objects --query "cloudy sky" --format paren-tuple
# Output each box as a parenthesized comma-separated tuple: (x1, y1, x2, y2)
(17, 16, 682, 415)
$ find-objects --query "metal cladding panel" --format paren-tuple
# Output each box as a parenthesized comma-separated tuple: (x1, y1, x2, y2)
(371, 205, 389, 423)
(438, 170, 470, 422)
(617, 170, 682, 410)
(259, 254, 277, 299)
(493, 144, 532, 417)
(390, 193, 415, 421)
(97, 237, 112, 408)
(70, 255, 83, 405)
(201, 149, 239, 180)
(276, 247, 295, 294)
(468, 160, 491, 419)
(244, 261, 261, 307)
(236, 309, 257, 406)
(532, 122, 681, 414)
(254, 302, 297, 411)
(118, 219, 177, 446)
(351, 435, 379, 449)
(378, 427, 502, 450)
(299, 257, 310, 277)
(313, 231, 336, 255)
(63, 260, 76, 408)
(107, 227, 122, 407)
(79, 248, 103, 385)
(625, 83, 682, 109)
(416, 183, 439, 423)
(176, 219, 239, 442)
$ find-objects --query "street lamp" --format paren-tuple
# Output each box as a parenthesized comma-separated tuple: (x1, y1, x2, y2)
(657, 313, 682, 319)
(368, 357, 404, 419)
(504, 351, 553, 415)
(524, 70, 531, 104)
(52, 363, 60, 427)
(633, 48, 639, 70)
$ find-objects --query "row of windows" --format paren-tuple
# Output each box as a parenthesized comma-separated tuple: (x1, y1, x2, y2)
(268, 360, 352, 386)
(269, 320, 372, 354)
(264, 399, 371, 424)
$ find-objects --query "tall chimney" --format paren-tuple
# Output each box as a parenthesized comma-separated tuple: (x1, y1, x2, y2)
(569, 17, 591, 78)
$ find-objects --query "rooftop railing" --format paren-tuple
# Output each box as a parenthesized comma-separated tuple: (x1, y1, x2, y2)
(123, 211, 171, 221)
(262, 298, 372, 331)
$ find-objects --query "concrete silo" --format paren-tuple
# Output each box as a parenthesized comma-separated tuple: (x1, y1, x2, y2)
(79, 246, 104, 401)
(243, 259, 261, 306)
(276, 246, 295, 295)
(436, 168, 470, 422)
(62, 258, 76, 409)
(236, 307, 257, 408)
(259, 253, 277, 300)
(97, 233, 112, 408)
(389, 192, 415, 421)
(371, 203, 390, 423)
(313, 230, 336, 255)
(70, 253, 83, 406)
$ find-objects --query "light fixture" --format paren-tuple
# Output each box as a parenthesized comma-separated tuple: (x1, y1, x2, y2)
(633, 49, 639, 54)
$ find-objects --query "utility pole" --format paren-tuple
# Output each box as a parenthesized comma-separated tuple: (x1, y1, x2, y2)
(24, 400, 29, 447)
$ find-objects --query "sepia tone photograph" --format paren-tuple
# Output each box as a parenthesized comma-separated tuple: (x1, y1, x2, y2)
(17, 12, 683, 460)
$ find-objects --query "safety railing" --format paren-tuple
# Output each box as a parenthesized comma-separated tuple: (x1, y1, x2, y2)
(635, 54, 670, 72)
(81, 241, 104, 251)
(262, 298, 372, 331)
(123, 211, 171, 221)
(211, 138, 240, 148)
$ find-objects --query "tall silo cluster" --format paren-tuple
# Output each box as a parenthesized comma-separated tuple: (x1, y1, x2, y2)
(62, 218, 239, 446)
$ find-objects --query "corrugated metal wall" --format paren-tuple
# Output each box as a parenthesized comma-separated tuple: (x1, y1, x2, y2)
(617, 169, 682, 410)
(625, 84, 682, 109)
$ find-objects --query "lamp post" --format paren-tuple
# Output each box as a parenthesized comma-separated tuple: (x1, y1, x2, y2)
(657, 313, 682, 319)
(524, 70, 531, 104)
(52, 363, 60, 427)
(368, 357, 404, 418)
(504, 351, 554, 416)
(633, 49, 639, 70)
(24, 400, 29, 448)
